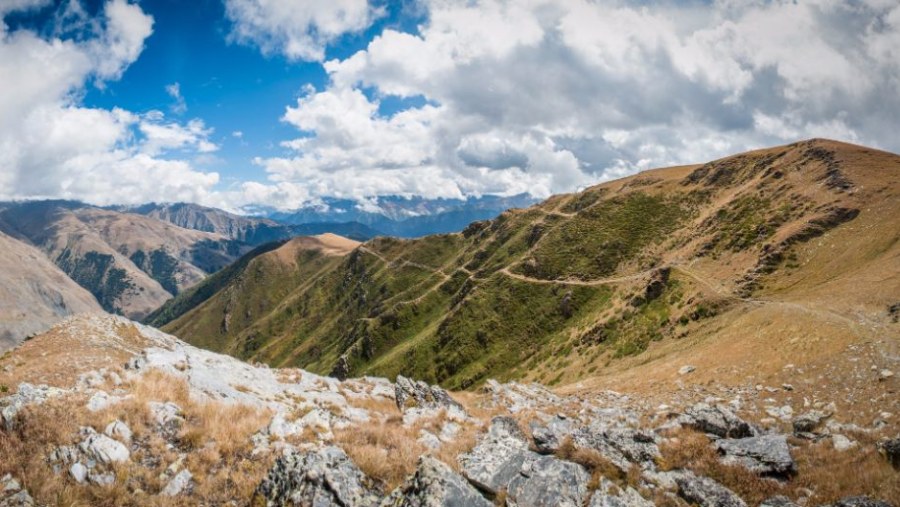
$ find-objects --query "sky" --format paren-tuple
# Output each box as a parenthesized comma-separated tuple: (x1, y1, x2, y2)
(0, 0, 898, 213)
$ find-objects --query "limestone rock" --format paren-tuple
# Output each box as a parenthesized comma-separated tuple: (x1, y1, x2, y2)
(589, 479, 654, 507)
(878, 437, 900, 468)
(78, 427, 130, 464)
(715, 434, 795, 476)
(760, 496, 799, 507)
(381, 456, 491, 507)
(0, 474, 35, 507)
(686, 403, 755, 438)
(161, 469, 193, 497)
(530, 414, 576, 453)
(792, 411, 828, 433)
(832, 434, 857, 452)
(822, 497, 893, 507)
(104, 420, 132, 442)
(674, 471, 747, 507)
(459, 416, 534, 494)
(506, 454, 590, 507)
(395, 376, 464, 414)
(0, 383, 65, 430)
(255, 446, 382, 507)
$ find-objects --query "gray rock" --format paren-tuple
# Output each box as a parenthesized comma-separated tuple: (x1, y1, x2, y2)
(395, 376, 464, 413)
(686, 403, 755, 438)
(572, 427, 660, 472)
(255, 446, 382, 507)
(104, 419, 132, 442)
(0, 383, 65, 430)
(530, 414, 576, 453)
(832, 434, 856, 452)
(792, 410, 828, 433)
(589, 479, 654, 507)
(760, 496, 798, 507)
(148, 401, 183, 427)
(715, 434, 795, 476)
(878, 437, 900, 468)
(506, 454, 590, 507)
(381, 456, 491, 507)
(161, 469, 193, 497)
(459, 417, 534, 494)
(679, 365, 696, 375)
(0, 474, 34, 507)
(822, 497, 893, 507)
(69, 463, 88, 484)
(674, 471, 747, 507)
(78, 427, 130, 464)
(89, 472, 115, 486)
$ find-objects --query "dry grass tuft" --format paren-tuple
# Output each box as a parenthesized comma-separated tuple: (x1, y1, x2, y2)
(658, 428, 900, 506)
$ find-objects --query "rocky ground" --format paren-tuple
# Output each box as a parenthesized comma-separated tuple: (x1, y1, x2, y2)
(0, 314, 897, 506)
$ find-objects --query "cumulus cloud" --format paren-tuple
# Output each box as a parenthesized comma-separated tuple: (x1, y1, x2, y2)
(223, 0, 383, 61)
(242, 0, 900, 208)
(0, 0, 223, 206)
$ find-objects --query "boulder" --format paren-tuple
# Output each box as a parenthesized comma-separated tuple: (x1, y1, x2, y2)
(161, 469, 193, 497)
(715, 434, 795, 476)
(792, 411, 828, 433)
(686, 403, 755, 438)
(673, 471, 747, 507)
(148, 401, 183, 427)
(506, 454, 591, 507)
(395, 376, 464, 413)
(255, 446, 382, 507)
(832, 434, 857, 452)
(878, 437, 900, 468)
(822, 497, 893, 507)
(104, 420, 132, 442)
(69, 463, 88, 484)
(0, 383, 65, 430)
(381, 456, 491, 507)
(78, 427, 130, 464)
(760, 496, 799, 507)
(0, 474, 35, 507)
(459, 417, 534, 494)
(530, 414, 576, 453)
(572, 427, 660, 472)
(589, 478, 654, 507)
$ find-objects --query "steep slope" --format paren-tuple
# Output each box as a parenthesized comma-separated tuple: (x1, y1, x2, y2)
(128, 202, 381, 242)
(150, 234, 360, 352)
(0, 231, 102, 351)
(0, 201, 251, 319)
(156, 139, 899, 389)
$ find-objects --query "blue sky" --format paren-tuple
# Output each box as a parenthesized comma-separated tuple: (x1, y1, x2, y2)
(1, 0, 898, 212)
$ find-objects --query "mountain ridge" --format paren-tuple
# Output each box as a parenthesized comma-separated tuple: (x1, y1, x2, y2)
(151, 138, 899, 389)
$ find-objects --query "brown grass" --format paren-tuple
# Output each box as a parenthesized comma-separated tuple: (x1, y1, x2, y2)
(658, 428, 900, 506)
(0, 368, 277, 506)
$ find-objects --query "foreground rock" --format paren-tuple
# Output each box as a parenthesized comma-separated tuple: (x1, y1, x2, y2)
(460, 417, 590, 507)
(382, 456, 491, 507)
(0, 474, 34, 507)
(0, 383, 66, 430)
(686, 403, 755, 438)
(673, 471, 748, 507)
(715, 434, 795, 476)
(255, 447, 382, 507)
(395, 375, 466, 424)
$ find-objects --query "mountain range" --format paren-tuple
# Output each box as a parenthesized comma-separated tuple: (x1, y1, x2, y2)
(148, 139, 899, 389)
(0, 195, 530, 349)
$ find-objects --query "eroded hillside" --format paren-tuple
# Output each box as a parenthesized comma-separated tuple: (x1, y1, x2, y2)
(153, 139, 900, 389)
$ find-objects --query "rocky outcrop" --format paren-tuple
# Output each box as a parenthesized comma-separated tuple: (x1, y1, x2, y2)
(878, 437, 900, 468)
(673, 471, 747, 507)
(0, 475, 34, 507)
(459, 417, 590, 507)
(395, 375, 464, 413)
(589, 478, 654, 507)
(822, 497, 894, 507)
(381, 456, 491, 507)
(0, 383, 67, 430)
(255, 446, 383, 507)
(685, 403, 755, 438)
(715, 434, 795, 476)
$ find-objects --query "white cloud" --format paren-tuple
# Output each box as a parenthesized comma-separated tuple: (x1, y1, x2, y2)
(236, 0, 900, 209)
(223, 0, 383, 61)
(165, 82, 187, 114)
(0, 0, 223, 206)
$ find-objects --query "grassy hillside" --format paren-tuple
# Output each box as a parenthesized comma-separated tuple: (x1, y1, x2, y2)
(155, 139, 900, 389)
